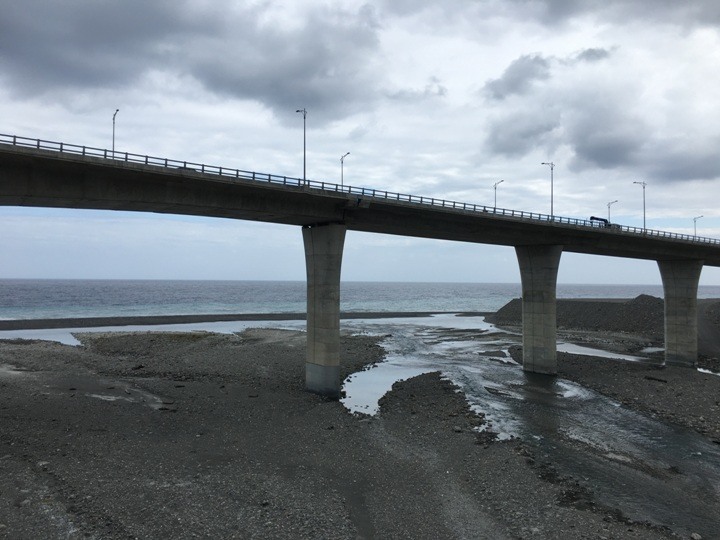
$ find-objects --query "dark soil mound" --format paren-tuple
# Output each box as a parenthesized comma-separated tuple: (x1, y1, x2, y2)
(488, 294, 664, 338)
(489, 298, 522, 326)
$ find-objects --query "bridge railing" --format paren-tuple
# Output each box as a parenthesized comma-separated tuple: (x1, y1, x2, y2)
(2, 133, 718, 246)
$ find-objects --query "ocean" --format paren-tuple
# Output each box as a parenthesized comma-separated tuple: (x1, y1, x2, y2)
(3, 279, 720, 321)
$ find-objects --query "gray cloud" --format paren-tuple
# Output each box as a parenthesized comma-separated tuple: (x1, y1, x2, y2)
(386, 77, 448, 101)
(483, 55, 551, 100)
(485, 111, 560, 157)
(0, 1, 383, 125)
(575, 47, 612, 63)
(490, 0, 720, 27)
(566, 106, 648, 170)
(187, 5, 382, 125)
(645, 138, 720, 182)
(0, 0, 203, 91)
(378, 0, 720, 30)
(482, 49, 680, 177)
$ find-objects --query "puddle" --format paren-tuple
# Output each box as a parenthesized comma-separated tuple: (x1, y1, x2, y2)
(557, 342, 645, 361)
(86, 387, 167, 410)
(88, 393, 135, 403)
(342, 364, 436, 415)
(0, 363, 29, 377)
(0, 320, 268, 346)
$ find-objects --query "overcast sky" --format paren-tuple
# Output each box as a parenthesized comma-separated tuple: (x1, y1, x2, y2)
(1, 0, 720, 284)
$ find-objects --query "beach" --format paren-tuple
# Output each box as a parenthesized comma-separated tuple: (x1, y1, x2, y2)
(1, 299, 719, 539)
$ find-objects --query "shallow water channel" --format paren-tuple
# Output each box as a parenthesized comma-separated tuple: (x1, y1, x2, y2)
(340, 314, 720, 537)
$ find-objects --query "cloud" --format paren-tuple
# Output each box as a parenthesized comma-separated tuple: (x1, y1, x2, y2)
(566, 106, 648, 170)
(485, 111, 560, 157)
(644, 136, 720, 182)
(492, 0, 720, 28)
(0, 0, 201, 92)
(574, 47, 612, 63)
(483, 54, 551, 100)
(186, 4, 383, 124)
(386, 77, 448, 101)
(0, 1, 384, 125)
(481, 49, 695, 175)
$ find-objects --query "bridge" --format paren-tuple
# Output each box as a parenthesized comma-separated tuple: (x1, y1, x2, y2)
(2, 133, 718, 397)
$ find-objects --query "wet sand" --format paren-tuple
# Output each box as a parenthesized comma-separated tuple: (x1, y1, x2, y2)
(1, 305, 719, 539)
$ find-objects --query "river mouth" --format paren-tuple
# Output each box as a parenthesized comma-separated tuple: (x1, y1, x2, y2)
(340, 314, 720, 537)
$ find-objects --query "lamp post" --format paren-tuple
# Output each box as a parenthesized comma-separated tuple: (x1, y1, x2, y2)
(340, 152, 350, 187)
(607, 199, 618, 221)
(493, 180, 504, 208)
(694, 215, 704, 237)
(541, 162, 554, 218)
(633, 181, 647, 229)
(112, 109, 119, 156)
(296, 108, 307, 183)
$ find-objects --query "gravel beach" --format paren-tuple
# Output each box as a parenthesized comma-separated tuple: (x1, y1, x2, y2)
(1, 298, 719, 539)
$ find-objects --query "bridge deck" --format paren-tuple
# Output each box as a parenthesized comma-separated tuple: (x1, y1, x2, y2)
(2, 134, 720, 266)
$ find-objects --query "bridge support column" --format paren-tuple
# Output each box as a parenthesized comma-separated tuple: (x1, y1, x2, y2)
(303, 223, 346, 398)
(515, 245, 563, 374)
(658, 259, 703, 367)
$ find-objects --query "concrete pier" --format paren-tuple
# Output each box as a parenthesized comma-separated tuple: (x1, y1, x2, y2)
(658, 259, 703, 367)
(303, 223, 347, 397)
(515, 245, 563, 374)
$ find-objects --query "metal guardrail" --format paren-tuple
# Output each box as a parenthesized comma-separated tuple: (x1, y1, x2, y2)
(1, 133, 718, 246)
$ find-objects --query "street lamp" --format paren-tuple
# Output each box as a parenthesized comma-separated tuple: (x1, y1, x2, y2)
(296, 108, 307, 183)
(493, 180, 504, 208)
(541, 162, 554, 218)
(607, 200, 618, 221)
(694, 215, 704, 237)
(112, 109, 119, 156)
(340, 152, 350, 187)
(633, 181, 647, 229)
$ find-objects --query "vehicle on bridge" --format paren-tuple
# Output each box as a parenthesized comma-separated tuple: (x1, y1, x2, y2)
(590, 216, 620, 230)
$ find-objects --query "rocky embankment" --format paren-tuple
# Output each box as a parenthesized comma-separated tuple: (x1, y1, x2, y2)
(489, 294, 720, 365)
(487, 294, 665, 338)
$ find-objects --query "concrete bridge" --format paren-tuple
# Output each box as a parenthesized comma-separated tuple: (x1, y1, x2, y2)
(2, 134, 719, 397)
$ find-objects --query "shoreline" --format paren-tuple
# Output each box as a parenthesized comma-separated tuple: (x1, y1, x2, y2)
(0, 310, 491, 331)
(9, 294, 718, 332)
(3, 296, 719, 332)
